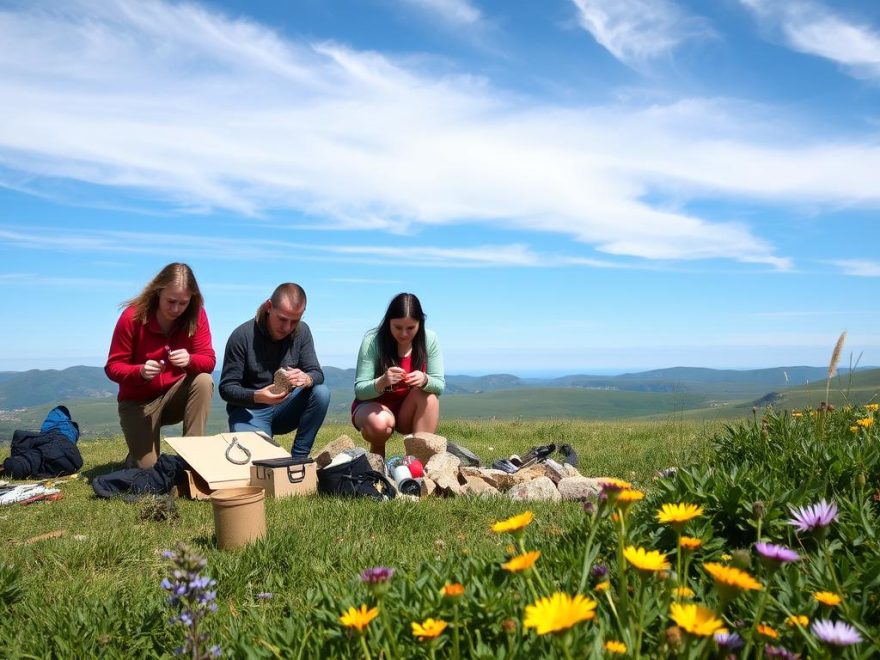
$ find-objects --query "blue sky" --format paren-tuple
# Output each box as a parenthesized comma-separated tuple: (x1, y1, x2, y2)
(1, 0, 879, 375)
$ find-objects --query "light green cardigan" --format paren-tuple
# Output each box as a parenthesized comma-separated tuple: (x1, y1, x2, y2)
(354, 328, 445, 401)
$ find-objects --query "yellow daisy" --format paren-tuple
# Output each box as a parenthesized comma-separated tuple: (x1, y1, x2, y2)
(679, 536, 703, 550)
(865, 403, 879, 412)
(674, 586, 695, 599)
(491, 511, 534, 534)
(604, 640, 627, 654)
(657, 503, 704, 529)
(411, 618, 448, 640)
(441, 583, 464, 598)
(523, 593, 597, 635)
(617, 489, 645, 503)
(502, 551, 541, 573)
(785, 615, 809, 627)
(624, 546, 671, 572)
(757, 623, 778, 639)
(703, 563, 763, 592)
(599, 477, 632, 489)
(813, 591, 842, 606)
(856, 417, 874, 428)
(339, 604, 379, 633)
(594, 580, 611, 592)
(669, 603, 724, 636)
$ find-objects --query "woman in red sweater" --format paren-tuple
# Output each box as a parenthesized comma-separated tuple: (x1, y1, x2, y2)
(105, 263, 216, 469)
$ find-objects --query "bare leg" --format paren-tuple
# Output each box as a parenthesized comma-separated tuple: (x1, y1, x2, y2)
(353, 402, 396, 459)
(395, 389, 439, 435)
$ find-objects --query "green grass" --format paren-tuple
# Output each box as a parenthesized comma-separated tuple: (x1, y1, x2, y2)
(0, 419, 715, 656)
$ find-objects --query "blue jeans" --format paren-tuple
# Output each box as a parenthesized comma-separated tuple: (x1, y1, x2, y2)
(227, 384, 331, 458)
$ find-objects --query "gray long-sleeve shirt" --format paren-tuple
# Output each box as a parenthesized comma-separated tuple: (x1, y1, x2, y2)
(219, 318, 324, 410)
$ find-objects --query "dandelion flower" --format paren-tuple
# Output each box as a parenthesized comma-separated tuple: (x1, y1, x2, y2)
(441, 583, 464, 598)
(679, 536, 702, 550)
(757, 623, 779, 639)
(788, 499, 838, 535)
(594, 580, 611, 592)
(669, 603, 724, 636)
(411, 618, 448, 640)
(502, 551, 540, 573)
(811, 619, 863, 647)
(813, 591, 842, 606)
(785, 615, 809, 627)
(339, 604, 379, 633)
(624, 546, 671, 572)
(491, 511, 534, 534)
(604, 640, 627, 654)
(523, 593, 597, 635)
(657, 503, 704, 530)
(856, 417, 874, 428)
(703, 563, 762, 594)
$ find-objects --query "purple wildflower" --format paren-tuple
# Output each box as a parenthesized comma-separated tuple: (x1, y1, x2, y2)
(256, 592, 273, 600)
(764, 645, 799, 659)
(591, 564, 608, 580)
(713, 631, 744, 650)
(360, 566, 395, 584)
(162, 542, 221, 659)
(811, 620, 863, 647)
(788, 500, 838, 535)
(755, 542, 800, 564)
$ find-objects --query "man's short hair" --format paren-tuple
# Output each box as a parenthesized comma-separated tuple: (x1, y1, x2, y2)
(256, 283, 307, 324)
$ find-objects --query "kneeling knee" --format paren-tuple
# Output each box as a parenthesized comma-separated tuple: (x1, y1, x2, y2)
(192, 372, 214, 395)
(311, 383, 331, 407)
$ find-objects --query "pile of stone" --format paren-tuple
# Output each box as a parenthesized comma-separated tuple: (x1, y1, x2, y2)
(312, 432, 608, 502)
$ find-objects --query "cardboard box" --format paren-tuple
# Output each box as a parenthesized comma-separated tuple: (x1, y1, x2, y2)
(250, 460, 317, 498)
(177, 469, 214, 501)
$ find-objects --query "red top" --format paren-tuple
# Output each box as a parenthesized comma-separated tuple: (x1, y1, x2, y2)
(351, 354, 418, 415)
(105, 306, 216, 402)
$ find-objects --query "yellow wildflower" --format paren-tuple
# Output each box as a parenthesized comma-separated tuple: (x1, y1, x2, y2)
(594, 580, 611, 592)
(703, 563, 763, 592)
(791, 411, 803, 419)
(679, 536, 702, 550)
(757, 623, 778, 639)
(617, 489, 645, 504)
(412, 618, 448, 640)
(813, 591, 842, 606)
(657, 503, 704, 528)
(604, 640, 627, 654)
(624, 546, 671, 572)
(856, 417, 874, 428)
(720, 553, 733, 562)
(441, 583, 464, 598)
(674, 586, 695, 599)
(785, 615, 809, 627)
(339, 604, 379, 633)
(865, 403, 879, 412)
(491, 511, 534, 534)
(599, 477, 632, 489)
(502, 551, 540, 573)
(523, 593, 597, 635)
(850, 425, 859, 433)
(669, 603, 724, 636)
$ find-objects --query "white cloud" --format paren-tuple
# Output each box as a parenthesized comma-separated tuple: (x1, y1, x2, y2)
(1, 0, 879, 271)
(829, 259, 880, 277)
(570, 0, 713, 68)
(398, 0, 481, 25)
(740, 0, 880, 80)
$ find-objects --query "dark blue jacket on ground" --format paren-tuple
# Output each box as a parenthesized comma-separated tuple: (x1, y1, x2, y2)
(2, 430, 83, 479)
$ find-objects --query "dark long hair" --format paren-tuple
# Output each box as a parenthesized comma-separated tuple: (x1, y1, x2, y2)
(376, 293, 427, 373)
(123, 263, 203, 337)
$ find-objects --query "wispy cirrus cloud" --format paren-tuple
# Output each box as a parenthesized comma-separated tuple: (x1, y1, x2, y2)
(397, 0, 482, 25)
(740, 0, 880, 80)
(828, 259, 880, 277)
(3, 1, 880, 271)
(570, 0, 713, 68)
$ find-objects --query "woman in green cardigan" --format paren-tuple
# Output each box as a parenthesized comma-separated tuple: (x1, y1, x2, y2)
(351, 293, 445, 457)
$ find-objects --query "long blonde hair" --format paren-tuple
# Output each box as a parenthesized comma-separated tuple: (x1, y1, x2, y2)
(123, 263, 203, 337)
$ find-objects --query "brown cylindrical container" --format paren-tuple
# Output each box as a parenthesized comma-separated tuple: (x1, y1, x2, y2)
(210, 487, 266, 550)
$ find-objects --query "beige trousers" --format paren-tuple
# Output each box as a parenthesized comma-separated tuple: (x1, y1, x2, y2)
(118, 372, 214, 469)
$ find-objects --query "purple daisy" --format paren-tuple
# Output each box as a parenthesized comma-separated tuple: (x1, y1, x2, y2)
(755, 542, 800, 563)
(359, 566, 395, 584)
(713, 631, 744, 650)
(811, 620, 863, 647)
(764, 645, 799, 659)
(788, 499, 838, 534)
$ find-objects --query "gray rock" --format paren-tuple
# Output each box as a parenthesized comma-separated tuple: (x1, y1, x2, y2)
(425, 452, 463, 495)
(314, 434, 357, 468)
(542, 459, 568, 484)
(365, 452, 386, 475)
(404, 432, 448, 464)
(557, 477, 602, 502)
(562, 463, 583, 478)
(508, 476, 561, 502)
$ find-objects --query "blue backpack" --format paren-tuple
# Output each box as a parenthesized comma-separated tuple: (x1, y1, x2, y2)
(40, 405, 80, 444)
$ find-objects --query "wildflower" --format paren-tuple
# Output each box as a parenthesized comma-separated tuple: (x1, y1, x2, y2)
(785, 615, 809, 627)
(669, 603, 724, 636)
(604, 640, 627, 654)
(788, 499, 838, 538)
(656, 503, 704, 531)
(161, 543, 220, 658)
(256, 592, 273, 601)
(865, 403, 879, 412)
(411, 618, 448, 640)
(811, 619, 863, 647)
(757, 623, 779, 639)
(850, 425, 859, 433)
(615, 489, 644, 514)
(791, 411, 803, 419)
(523, 593, 597, 635)
(591, 564, 608, 580)
(594, 580, 611, 592)
(624, 546, 670, 573)
(813, 591, 842, 607)
(674, 586, 695, 599)
(764, 645, 799, 659)
(441, 583, 464, 598)
(339, 604, 379, 633)
(752, 500, 766, 520)
(720, 553, 732, 562)
(703, 563, 762, 600)
(359, 566, 395, 584)
(679, 536, 702, 550)
(755, 542, 800, 572)
(713, 630, 744, 650)
(491, 511, 534, 534)
(856, 417, 874, 429)
(598, 477, 632, 490)
(502, 551, 540, 573)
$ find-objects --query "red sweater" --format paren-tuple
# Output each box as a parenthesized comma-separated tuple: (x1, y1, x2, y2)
(105, 306, 216, 402)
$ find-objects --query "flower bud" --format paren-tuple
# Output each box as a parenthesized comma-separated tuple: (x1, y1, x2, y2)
(731, 548, 751, 570)
(752, 500, 766, 521)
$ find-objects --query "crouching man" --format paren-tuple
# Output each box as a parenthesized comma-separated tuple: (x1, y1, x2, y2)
(219, 283, 330, 458)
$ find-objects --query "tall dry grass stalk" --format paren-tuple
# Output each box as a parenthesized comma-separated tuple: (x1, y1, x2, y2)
(825, 331, 847, 408)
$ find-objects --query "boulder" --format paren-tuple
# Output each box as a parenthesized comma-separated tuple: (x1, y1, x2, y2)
(314, 434, 357, 468)
(557, 477, 603, 502)
(420, 476, 437, 498)
(562, 463, 583, 478)
(542, 459, 568, 485)
(404, 432, 448, 464)
(461, 474, 500, 497)
(365, 452, 386, 475)
(425, 452, 463, 495)
(508, 476, 561, 502)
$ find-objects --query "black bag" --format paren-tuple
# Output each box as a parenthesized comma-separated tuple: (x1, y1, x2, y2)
(317, 454, 396, 501)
